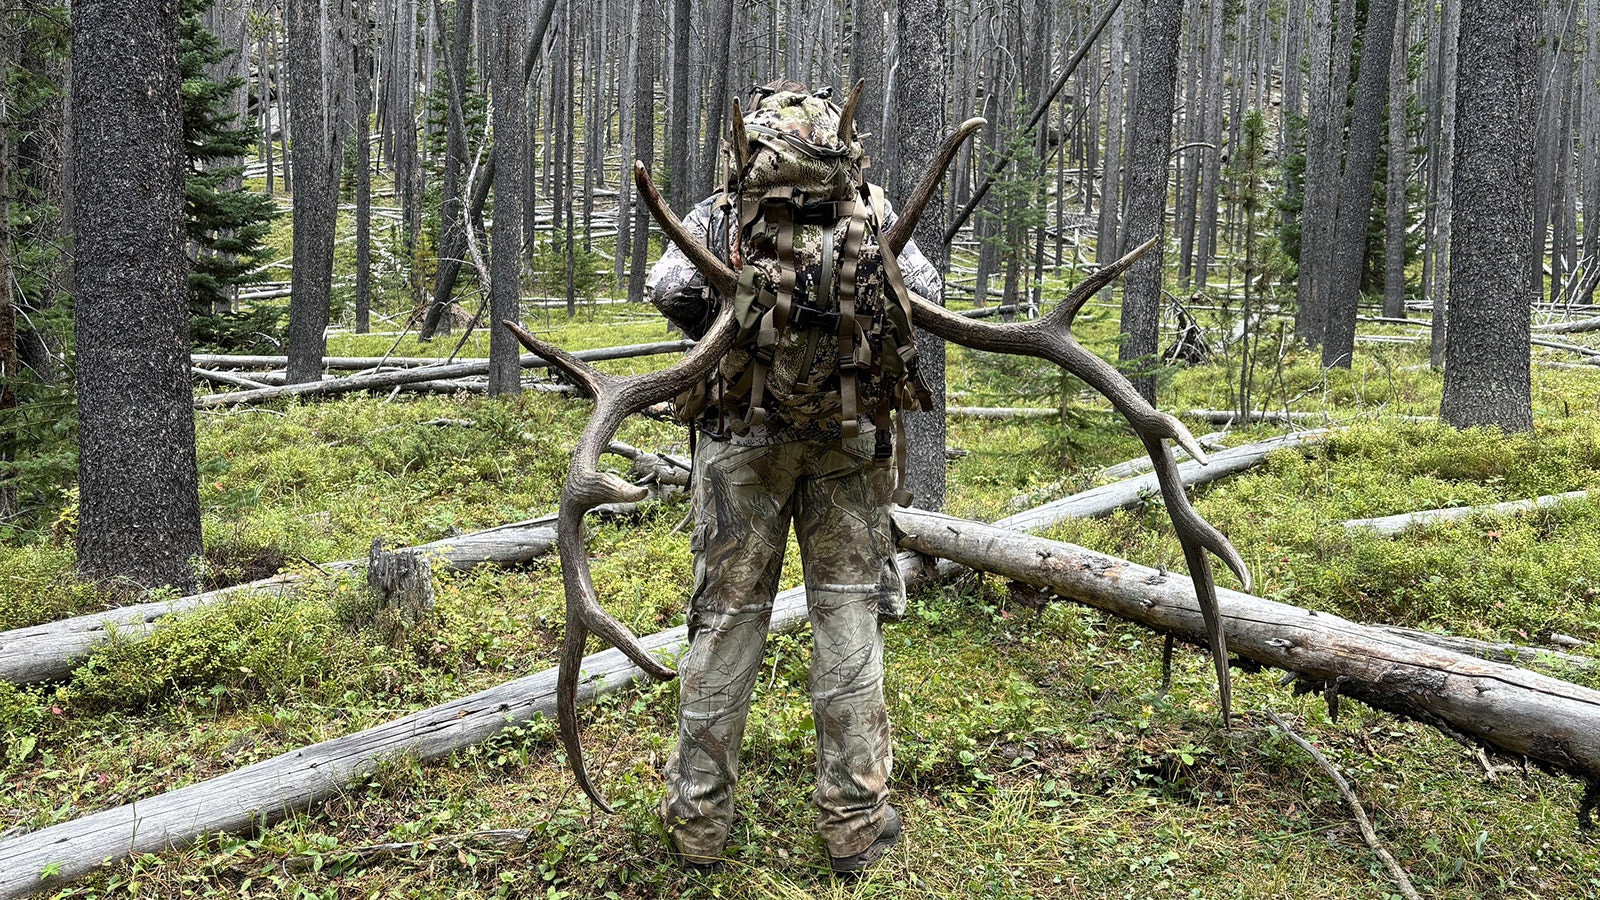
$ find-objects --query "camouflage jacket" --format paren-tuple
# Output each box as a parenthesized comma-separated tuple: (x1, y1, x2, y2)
(647, 194, 942, 446)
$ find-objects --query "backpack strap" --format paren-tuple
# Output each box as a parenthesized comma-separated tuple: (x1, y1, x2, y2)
(834, 196, 870, 439)
(865, 185, 933, 412)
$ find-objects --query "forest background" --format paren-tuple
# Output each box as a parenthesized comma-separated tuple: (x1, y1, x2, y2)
(3, 0, 1600, 897)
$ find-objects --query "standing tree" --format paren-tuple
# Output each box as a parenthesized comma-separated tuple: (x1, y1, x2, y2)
(486, 0, 526, 396)
(893, 0, 950, 510)
(1440, 0, 1536, 431)
(283, 0, 350, 384)
(1321, 0, 1400, 368)
(180, 0, 279, 323)
(1117, 0, 1185, 406)
(72, 0, 204, 591)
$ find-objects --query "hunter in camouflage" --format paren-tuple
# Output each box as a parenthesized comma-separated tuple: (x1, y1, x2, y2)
(646, 80, 940, 872)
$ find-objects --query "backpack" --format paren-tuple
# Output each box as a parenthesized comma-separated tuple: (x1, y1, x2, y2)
(676, 83, 931, 494)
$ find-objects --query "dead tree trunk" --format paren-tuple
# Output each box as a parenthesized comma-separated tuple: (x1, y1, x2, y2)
(368, 538, 436, 645)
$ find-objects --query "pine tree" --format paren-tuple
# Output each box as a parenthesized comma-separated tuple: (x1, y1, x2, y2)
(180, 0, 277, 321)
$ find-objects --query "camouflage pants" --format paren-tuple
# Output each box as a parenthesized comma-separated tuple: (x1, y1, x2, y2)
(661, 432, 904, 862)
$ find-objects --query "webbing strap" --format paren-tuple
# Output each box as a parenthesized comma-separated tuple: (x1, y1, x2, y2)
(866, 185, 933, 411)
(835, 197, 868, 438)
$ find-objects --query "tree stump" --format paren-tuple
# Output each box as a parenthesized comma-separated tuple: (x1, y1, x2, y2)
(367, 538, 436, 647)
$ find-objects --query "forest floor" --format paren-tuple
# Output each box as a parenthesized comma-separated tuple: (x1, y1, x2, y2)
(5, 252, 1600, 897)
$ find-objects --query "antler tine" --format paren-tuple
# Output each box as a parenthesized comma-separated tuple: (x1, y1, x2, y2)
(1053, 235, 1160, 327)
(837, 79, 864, 145)
(635, 161, 737, 296)
(903, 251, 1250, 726)
(883, 117, 987, 255)
(501, 299, 741, 811)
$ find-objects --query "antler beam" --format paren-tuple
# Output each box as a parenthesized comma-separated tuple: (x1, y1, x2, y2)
(906, 237, 1250, 723)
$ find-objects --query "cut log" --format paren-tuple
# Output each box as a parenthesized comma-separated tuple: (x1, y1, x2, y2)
(192, 340, 694, 408)
(1342, 491, 1592, 535)
(889, 507, 1600, 785)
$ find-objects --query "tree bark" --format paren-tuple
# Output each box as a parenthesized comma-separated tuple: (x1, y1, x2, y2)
(487, 0, 526, 396)
(1192, 0, 1224, 289)
(1117, 0, 1184, 406)
(421, 0, 474, 340)
(284, 0, 349, 383)
(354, 0, 374, 333)
(1426, 0, 1458, 369)
(1440, 0, 1536, 432)
(1295, 0, 1355, 344)
(1381, 0, 1409, 320)
(667, 0, 691, 212)
(1321, 0, 1400, 369)
(893, 0, 951, 510)
(71, 0, 204, 593)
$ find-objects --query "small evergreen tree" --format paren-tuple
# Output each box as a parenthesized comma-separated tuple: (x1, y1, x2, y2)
(180, 0, 277, 321)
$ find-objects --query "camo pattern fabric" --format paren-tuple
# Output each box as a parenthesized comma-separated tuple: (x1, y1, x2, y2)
(647, 196, 943, 446)
(715, 213, 890, 443)
(660, 432, 904, 863)
(740, 90, 863, 200)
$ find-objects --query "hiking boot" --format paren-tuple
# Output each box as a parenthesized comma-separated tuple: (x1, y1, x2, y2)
(667, 833, 724, 874)
(829, 804, 902, 874)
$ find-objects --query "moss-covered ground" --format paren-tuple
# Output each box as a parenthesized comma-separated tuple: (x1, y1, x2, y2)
(4, 241, 1600, 898)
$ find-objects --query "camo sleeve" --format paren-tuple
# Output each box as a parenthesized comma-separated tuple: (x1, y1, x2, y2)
(879, 205, 944, 305)
(646, 197, 721, 339)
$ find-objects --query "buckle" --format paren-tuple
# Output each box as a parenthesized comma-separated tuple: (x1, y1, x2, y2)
(789, 303, 841, 331)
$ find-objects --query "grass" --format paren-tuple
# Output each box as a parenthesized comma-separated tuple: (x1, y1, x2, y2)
(4, 264, 1600, 898)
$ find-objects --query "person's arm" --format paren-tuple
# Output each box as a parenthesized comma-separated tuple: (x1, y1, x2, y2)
(646, 198, 721, 339)
(880, 204, 943, 306)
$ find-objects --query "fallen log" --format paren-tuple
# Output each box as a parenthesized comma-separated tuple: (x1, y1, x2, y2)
(0, 520, 562, 685)
(1185, 409, 1434, 426)
(1342, 491, 1592, 536)
(1376, 626, 1594, 673)
(1531, 337, 1600, 359)
(191, 340, 693, 408)
(1092, 430, 1228, 481)
(191, 340, 691, 372)
(190, 367, 272, 390)
(1534, 314, 1600, 335)
(890, 507, 1600, 786)
(0, 451, 700, 688)
(945, 406, 1060, 419)
(993, 430, 1328, 533)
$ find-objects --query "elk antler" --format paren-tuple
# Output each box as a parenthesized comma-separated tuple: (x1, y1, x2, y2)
(503, 123, 982, 810)
(905, 237, 1251, 723)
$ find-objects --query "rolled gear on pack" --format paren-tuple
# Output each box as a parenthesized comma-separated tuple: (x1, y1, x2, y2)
(659, 80, 934, 504)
